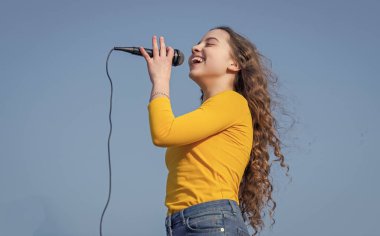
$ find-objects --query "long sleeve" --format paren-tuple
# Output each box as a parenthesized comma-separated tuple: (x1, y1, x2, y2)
(147, 90, 246, 147)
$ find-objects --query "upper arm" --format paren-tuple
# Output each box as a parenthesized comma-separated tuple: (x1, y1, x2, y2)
(147, 94, 245, 147)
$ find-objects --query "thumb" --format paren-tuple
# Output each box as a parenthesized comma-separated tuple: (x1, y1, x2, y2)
(139, 46, 151, 62)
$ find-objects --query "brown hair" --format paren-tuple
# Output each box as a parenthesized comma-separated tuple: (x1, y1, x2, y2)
(200, 25, 294, 235)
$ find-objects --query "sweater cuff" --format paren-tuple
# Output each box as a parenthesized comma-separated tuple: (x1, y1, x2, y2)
(147, 96, 170, 110)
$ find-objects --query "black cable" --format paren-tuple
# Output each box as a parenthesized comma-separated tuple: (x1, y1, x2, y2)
(100, 48, 114, 236)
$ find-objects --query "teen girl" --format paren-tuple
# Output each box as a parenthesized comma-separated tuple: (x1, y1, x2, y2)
(140, 25, 290, 236)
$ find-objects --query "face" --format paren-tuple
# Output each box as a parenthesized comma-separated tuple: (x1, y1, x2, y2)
(188, 29, 239, 88)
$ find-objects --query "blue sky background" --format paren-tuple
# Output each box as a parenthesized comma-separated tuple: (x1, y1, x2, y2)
(1, 0, 379, 235)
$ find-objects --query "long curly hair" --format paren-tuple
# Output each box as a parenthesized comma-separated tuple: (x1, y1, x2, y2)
(199, 25, 294, 236)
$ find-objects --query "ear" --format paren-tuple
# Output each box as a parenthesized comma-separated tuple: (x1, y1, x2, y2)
(228, 61, 240, 72)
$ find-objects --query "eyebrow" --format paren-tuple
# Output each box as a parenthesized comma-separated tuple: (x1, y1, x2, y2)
(197, 37, 220, 44)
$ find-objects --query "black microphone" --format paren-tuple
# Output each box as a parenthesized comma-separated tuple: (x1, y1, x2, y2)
(113, 47, 185, 66)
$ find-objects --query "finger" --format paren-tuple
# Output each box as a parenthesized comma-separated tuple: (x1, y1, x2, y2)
(139, 47, 151, 62)
(159, 36, 166, 57)
(152, 35, 159, 59)
(167, 46, 174, 60)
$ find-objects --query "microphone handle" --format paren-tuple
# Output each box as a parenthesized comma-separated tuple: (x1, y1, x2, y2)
(113, 46, 184, 66)
(114, 47, 160, 57)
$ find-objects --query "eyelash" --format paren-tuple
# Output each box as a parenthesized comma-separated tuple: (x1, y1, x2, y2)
(195, 42, 214, 46)
(191, 43, 214, 52)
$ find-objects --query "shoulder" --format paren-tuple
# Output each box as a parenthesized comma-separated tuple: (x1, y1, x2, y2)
(230, 90, 248, 104)
(222, 90, 249, 109)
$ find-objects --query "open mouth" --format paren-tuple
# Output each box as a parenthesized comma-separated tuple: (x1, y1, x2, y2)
(191, 56, 205, 64)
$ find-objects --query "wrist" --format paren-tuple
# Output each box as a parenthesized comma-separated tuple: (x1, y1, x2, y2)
(150, 84, 170, 102)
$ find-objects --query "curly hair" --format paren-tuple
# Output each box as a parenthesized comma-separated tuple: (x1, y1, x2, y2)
(199, 25, 294, 236)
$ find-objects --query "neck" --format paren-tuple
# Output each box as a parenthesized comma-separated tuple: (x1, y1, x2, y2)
(202, 87, 234, 102)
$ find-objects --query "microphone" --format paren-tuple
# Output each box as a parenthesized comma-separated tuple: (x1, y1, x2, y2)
(113, 47, 185, 66)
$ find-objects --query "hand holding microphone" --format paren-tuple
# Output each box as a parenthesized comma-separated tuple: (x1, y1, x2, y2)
(114, 35, 184, 85)
(140, 35, 174, 85)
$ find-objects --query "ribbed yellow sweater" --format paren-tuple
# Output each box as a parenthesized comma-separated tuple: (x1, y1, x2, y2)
(147, 90, 253, 216)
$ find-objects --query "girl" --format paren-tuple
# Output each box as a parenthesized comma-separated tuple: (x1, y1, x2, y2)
(140, 25, 291, 236)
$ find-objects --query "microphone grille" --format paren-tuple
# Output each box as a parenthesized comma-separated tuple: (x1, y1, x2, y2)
(174, 49, 184, 66)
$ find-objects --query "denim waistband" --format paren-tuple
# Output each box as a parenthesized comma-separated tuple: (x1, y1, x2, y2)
(165, 198, 241, 230)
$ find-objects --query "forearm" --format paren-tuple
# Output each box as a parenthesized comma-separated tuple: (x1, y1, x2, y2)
(149, 82, 170, 102)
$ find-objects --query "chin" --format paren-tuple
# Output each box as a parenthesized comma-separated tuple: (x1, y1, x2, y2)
(188, 71, 203, 84)
(189, 70, 201, 79)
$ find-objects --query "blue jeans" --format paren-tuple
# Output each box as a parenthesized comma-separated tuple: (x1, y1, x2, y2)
(165, 198, 250, 235)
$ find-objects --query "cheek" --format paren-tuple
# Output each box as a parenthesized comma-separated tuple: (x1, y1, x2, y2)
(205, 57, 227, 71)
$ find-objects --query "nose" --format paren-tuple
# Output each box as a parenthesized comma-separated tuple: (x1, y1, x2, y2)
(191, 43, 201, 54)
(189, 44, 201, 64)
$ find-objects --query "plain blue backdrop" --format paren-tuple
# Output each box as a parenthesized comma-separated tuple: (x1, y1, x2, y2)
(1, 0, 379, 235)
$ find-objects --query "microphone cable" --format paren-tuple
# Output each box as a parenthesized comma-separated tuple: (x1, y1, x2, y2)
(99, 48, 115, 236)
(99, 45, 183, 235)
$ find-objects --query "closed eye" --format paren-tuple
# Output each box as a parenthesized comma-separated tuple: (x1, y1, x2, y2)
(191, 42, 215, 52)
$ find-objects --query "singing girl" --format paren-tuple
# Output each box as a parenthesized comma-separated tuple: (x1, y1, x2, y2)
(140, 25, 291, 236)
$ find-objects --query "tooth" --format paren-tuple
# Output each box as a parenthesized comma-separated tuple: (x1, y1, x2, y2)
(192, 57, 204, 63)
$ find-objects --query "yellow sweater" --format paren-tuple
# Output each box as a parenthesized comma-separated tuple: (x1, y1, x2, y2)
(147, 90, 253, 216)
